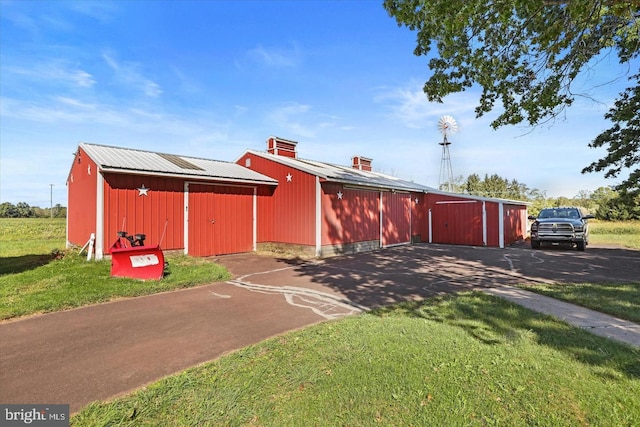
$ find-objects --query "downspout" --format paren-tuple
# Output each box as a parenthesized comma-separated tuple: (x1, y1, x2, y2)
(428, 208, 432, 243)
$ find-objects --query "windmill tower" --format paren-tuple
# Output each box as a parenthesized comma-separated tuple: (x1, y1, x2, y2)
(437, 115, 458, 192)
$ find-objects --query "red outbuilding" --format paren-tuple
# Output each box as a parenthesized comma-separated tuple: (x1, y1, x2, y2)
(67, 137, 529, 260)
(236, 137, 433, 256)
(424, 190, 529, 248)
(66, 143, 277, 259)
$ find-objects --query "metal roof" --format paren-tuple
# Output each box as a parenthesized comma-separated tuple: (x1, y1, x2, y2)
(244, 149, 436, 192)
(79, 143, 278, 185)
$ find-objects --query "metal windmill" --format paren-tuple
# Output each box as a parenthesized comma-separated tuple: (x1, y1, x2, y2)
(437, 115, 458, 192)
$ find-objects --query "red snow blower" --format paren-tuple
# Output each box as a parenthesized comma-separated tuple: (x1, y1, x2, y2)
(109, 231, 165, 280)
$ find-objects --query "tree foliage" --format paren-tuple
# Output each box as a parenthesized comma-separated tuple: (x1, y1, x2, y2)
(0, 202, 66, 218)
(384, 0, 640, 198)
(582, 73, 640, 194)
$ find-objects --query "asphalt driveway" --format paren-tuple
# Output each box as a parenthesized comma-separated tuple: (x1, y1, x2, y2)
(1, 243, 638, 413)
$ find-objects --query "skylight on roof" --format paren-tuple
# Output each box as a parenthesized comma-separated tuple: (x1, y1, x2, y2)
(157, 153, 204, 171)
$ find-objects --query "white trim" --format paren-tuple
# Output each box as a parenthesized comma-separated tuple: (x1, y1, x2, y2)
(315, 177, 322, 257)
(95, 172, 104, 260)
(498, 202, 505, 249)
(379, 191, 383, 248)
(253, 187, 257, 252)
(100, 167, 277, 186)
(482, 201, 487, 246)
(435, 200, 478, 204)
(409, 192, 412, 242)
(428, 209, 432, 243)
(184, 182, 189, 255)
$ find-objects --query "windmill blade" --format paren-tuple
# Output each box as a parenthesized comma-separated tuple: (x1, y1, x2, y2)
(438, 115, 458, 135)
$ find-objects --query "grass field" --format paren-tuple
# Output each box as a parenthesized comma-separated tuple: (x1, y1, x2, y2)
(589, 220, 640, 249)
(0, 218, 230, 320)
(72, 293, 640, 426)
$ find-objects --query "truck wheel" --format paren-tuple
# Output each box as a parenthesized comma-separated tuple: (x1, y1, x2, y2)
(531, 240, 540, 249)
(576, 241, 586, 251)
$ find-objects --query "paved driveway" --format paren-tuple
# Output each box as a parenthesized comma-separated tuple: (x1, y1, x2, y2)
(1, 243, 638, 413)
(221, 243, 639, 310)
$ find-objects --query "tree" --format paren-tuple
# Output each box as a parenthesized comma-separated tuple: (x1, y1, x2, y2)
(582, 73, 640, 195)
(384, 0, 640, 189)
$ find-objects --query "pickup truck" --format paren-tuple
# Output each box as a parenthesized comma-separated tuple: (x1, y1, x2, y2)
(528, 207, 595, 251)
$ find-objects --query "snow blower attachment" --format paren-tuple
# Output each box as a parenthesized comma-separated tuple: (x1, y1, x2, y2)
(109, 231, 165, 280)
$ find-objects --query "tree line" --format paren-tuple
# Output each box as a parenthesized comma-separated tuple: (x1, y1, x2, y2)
(442, 173, 640, 221)
(0, 202, 67, 219)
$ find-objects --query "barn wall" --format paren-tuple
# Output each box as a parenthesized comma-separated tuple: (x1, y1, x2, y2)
(188, 183, 254, 256)
(485, 202, 500, 247)
(411, 192, 426, 242)
(503, 204, 528, 245)
(425, 193, 483, 246)
(102, 173, 184, 254)
(382, 192, 411, 246)
(67, 147, 98, 247)
(237, 153, 316, 246)
(321, 183, 380, 247)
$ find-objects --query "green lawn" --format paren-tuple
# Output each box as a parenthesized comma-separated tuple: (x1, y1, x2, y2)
(72, 293, 640, 426)
(0, 217, 66, 257)
(516, 282, 640, 323)
(0, 218, 230, 320)
(590, 220, 640, 249)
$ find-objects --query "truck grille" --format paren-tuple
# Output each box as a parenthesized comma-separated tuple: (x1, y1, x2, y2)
(538, 223, 574, 235)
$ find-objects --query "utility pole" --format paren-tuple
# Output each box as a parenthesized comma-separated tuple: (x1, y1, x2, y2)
(50, 184, 54, 218)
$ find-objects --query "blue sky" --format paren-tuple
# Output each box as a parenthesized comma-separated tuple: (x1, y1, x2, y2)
(1, 0, 635, 207)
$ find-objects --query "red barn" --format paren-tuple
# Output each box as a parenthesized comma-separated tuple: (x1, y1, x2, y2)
(237, 137, 434, 256)
(67, 138, 529, 259)
(66, 143, 277, 259)
(424, 190, 529, 248)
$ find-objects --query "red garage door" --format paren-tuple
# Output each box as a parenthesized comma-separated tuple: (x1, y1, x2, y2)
(382, 192, 411, 247)
(188, 184, 254, 256)
(432, 200, 483, 246)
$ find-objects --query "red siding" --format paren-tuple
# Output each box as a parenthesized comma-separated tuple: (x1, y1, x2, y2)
(67, 148, 98, 246)
(484, 202, 500, 247)
(188, 184, 254, 256)
(382, 192, 411, 246)
(321, 183, 380, 245)
(504, 204, 527, 245)
(237, 153, 316, 246)
(411, 193, 426, 242)
(102, 174, 184, 253)
(426, 194, 483, 246)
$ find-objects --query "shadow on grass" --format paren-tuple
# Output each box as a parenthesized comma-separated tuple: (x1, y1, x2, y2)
(0, 253, 57, 275)
(372, 293, 640, 380)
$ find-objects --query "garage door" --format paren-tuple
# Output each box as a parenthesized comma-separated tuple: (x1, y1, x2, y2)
(431, 200, 483, 246)
(188, 184, 254, 256)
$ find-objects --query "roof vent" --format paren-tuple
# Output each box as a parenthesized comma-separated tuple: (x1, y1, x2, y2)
(267, 136, 298, 158)
(352, 156, 372, 171)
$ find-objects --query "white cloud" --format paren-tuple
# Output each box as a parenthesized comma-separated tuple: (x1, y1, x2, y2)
(102, 52, 162, 98)
(3, 62, 96, 88)
(243, 43, 301, 69)
(374, 82, 479, 129)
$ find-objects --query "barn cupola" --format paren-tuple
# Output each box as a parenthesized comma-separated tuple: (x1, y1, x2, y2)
(266, 136, 298, 158)
(352, 155, 373, 171)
